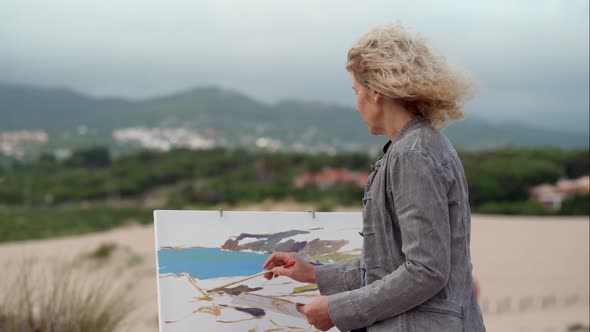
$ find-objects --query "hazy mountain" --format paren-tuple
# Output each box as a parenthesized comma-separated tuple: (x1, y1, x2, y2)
(0, 83, 140, 131)
(0, 83, 588, 153)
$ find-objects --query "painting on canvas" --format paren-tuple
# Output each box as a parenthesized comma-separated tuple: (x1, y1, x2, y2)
(154, 210, 363, 332)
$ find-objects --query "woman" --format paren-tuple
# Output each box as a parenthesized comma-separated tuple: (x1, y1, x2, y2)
(263, 23, 485, 332)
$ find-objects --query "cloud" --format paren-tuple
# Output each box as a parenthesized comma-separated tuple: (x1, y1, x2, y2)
(0, 0, 588, 131)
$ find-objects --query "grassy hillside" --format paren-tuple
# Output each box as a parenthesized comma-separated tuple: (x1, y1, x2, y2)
(1, 83, 588, 152)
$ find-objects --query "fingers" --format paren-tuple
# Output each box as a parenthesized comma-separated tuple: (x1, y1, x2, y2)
(263, 252, 292, 279)
(271, 266, 292, 278)
(296, 303, 305, 314)
(297, 303, 314, 326)
(262, 252, 293, 269)
(262, 254, 275, 269)
(303, 297, 334, 331)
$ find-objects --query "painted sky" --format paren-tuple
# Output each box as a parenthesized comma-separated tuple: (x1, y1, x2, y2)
(1, 0, 588, 132)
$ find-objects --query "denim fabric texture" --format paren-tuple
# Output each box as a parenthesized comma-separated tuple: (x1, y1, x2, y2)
(314, 116, 486, 332)
(350, 270, 368, 332)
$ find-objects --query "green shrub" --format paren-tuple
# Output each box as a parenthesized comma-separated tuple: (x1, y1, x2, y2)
(568, 323, 590, 331)
(317, 198, 335, 212)
(87, 242, 118, 260)
(560, 194, 590, 215)
(0, 207, 152, 243)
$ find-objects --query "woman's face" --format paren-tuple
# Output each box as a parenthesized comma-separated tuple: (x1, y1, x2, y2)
(352, 77, 383, 135)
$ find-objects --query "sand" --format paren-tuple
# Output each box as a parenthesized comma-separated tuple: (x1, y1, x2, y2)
(470, 215, 589, 332)
(0, 214, 588, 332)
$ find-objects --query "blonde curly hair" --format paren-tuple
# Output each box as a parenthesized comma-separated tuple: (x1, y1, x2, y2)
(346, 24, 474, 130)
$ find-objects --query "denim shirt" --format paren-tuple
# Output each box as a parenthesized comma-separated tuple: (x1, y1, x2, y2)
(315, 116, 486, 332)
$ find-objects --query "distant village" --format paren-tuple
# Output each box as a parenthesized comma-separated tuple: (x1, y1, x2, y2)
(0, 127, 316, 158)
(0, 130, 48, 159)
(294, 169, 590, 211)
(529, 176, 590, 210)
(1, 129, 588, 213)
(112, 127, 215, 151)
(293, 168, 370, 189)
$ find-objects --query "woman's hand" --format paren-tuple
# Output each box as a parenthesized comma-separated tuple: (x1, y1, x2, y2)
(297, 296, 335, 331)
(262, 252, 316, 283)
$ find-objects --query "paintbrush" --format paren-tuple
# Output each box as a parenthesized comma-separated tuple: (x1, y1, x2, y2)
(208, 261, 295, 292)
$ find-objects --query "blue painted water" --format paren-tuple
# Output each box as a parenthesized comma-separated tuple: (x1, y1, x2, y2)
(158, 247, 270, 279)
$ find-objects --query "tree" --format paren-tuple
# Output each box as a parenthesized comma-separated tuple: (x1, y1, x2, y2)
(66, 146, 111, 168)
(560, 194, 590, 215)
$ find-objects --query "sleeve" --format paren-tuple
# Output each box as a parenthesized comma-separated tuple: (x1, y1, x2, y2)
(326, 151, 451, 331)
(314, 257, 362, 295)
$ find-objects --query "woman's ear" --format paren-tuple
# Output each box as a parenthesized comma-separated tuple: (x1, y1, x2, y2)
(373, 90, 383, 104)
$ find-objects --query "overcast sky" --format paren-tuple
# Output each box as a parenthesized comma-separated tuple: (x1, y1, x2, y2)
(1, 0, 588, 132)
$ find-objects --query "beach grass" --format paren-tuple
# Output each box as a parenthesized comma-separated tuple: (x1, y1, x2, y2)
(0, 256, 137, 332)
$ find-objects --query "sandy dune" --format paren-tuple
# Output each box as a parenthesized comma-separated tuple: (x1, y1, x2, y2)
(470, 215, 589, 332)
(0, 214, 588, 332)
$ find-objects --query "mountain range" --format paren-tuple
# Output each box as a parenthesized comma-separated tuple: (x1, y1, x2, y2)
(0, 83, 588, 155)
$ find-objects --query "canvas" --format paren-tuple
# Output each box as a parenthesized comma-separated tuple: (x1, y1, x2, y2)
(154, 210, 363, 332)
